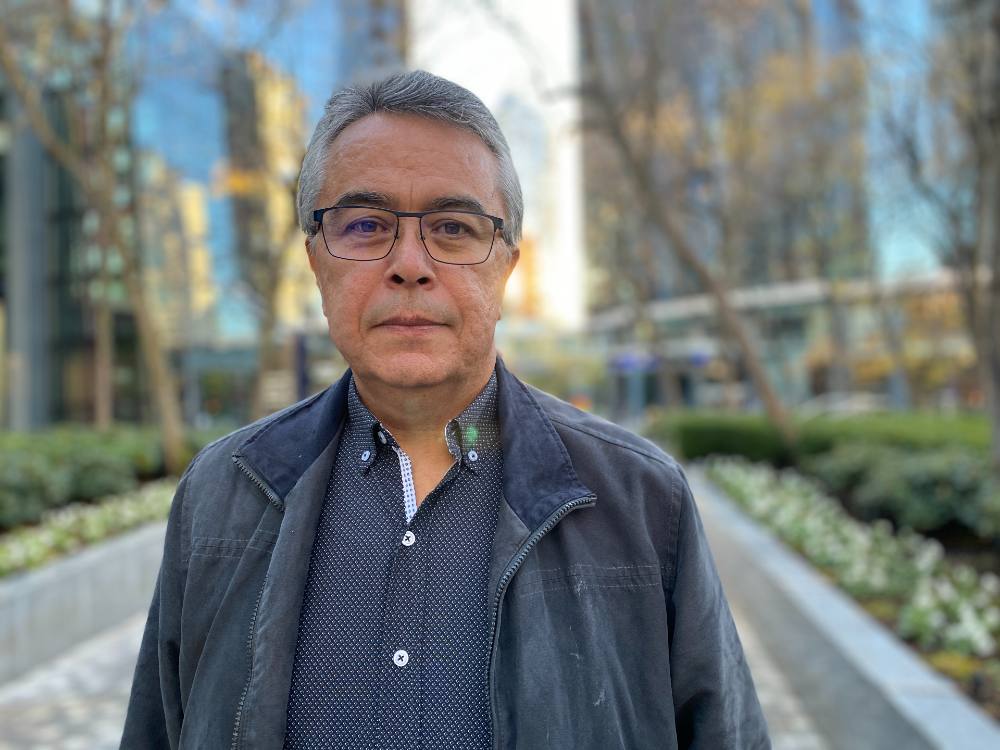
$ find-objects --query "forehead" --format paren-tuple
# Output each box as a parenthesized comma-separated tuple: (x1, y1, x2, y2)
(321, 113, 501, 208)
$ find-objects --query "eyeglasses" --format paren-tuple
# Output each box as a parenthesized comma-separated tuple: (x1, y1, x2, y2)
(312, 205, 505, 265)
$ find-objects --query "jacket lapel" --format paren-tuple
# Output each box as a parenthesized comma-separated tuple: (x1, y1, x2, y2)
(227, 361, 595, 748)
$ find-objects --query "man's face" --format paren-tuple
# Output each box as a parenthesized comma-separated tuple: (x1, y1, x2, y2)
(307, 113, 519, 392)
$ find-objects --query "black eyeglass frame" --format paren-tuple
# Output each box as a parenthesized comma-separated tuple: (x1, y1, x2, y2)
(311, 205, 506, 266)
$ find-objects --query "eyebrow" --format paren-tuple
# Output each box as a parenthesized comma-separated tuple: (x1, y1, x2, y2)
(331, 191, 490, 215)
(424, 195, 489, 214)
(333, 191, 393, 208)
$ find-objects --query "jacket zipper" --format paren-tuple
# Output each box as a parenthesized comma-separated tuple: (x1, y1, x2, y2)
(233, 455, 285, 512)
(488, 494, 596, 750)
(230, 455, 281, 749)
(231, 571, 269, 750)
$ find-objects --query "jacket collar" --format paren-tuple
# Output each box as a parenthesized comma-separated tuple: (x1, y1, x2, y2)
(232, 358, 593, 531)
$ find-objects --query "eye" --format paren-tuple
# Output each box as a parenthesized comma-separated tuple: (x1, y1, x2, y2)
(429, 217, 473, 237)
(346, 218, 384, 234)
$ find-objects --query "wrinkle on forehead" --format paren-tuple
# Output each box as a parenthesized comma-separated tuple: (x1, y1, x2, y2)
(320, 113, 503, 216)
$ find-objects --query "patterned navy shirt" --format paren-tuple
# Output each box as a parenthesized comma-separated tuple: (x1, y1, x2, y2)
(284, 370, 503, 750)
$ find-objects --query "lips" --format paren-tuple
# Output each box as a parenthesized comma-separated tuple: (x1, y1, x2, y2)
(378, 315, 444, 327)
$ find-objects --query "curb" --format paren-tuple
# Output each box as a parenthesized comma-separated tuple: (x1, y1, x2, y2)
(0, 522, 165, 685)
(689, 466, 1000, 750)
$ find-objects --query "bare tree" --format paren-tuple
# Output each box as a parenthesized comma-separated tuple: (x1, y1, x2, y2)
(217, 49, 307, 419)
(577, 0, 797, 442)
(882, 0, 1000, 469)
(0, 0, 189, 472)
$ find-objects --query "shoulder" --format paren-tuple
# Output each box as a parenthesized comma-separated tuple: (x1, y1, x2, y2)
(521, 382, 695, 568)
(527, 384, 683, 476)
(183, 396, 315, 481)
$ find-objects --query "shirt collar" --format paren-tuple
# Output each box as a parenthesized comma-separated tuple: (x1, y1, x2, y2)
(447, 370, 499, 473)
(345, 369, 500, 475)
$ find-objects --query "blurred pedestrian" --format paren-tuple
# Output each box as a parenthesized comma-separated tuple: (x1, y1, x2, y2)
(121, 70, 769, 750)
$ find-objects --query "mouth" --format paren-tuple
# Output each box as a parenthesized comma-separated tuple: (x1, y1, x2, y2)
(376, 316, 446, 332)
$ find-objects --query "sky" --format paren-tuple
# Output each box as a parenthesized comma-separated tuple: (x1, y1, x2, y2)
(125, 0, 947, 342)
(409, 0, 586, 329)
(859, 0, 939, 279)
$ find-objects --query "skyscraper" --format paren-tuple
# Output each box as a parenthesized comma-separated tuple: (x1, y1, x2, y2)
(1, 1, 408, 429)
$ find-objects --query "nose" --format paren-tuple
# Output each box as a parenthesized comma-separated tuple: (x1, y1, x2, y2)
(386, 216, 435, 286)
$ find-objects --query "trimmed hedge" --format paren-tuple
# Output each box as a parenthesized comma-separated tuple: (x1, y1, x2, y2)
(646, 409, 997, 541)
(706, 457, 1000, 659)
(0, 426, 225, 532)
(805, 444, 1000, 538)
(646, 410, 989, 465)
(0, 480, 176, 577)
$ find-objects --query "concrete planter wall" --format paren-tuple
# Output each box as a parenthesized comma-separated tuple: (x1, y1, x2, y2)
(0, 522, 164, 685)
(691, 467, 1000, 750)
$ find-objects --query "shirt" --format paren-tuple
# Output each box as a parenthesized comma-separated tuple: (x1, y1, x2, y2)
(284, 370, 503, 750)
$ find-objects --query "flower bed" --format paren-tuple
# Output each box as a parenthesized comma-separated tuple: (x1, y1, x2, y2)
(0, 480, 176, 578)
(706, 457, 1000, 716)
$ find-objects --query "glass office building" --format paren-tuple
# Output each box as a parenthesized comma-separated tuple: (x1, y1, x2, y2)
(1, 0, 407, 429)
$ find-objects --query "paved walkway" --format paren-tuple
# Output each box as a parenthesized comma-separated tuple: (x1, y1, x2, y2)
(732, 601, 829, 750)
(0, 613, 144, 750)
(0, 606, 826, 749)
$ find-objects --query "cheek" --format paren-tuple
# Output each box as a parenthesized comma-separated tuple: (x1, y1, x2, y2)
(460, 273, 507, 329)
(315, 266, 363, 330)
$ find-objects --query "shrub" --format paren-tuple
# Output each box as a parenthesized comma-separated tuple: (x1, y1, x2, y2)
(962, 481, 1000, 540)
(0, 480, 176, 577)
(646, 410, 988, 463)
(803, 443, 898, 505)
(855, 449, 991, 533)
(706, 457, 1000, 658)
(60, 448, 138, 502)
(0, 426, 184, 531)
(0, 452, 71, 531)
(645, 412, 796, 465)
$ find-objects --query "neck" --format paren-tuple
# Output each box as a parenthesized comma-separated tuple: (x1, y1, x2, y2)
(352, 355, 497, 449)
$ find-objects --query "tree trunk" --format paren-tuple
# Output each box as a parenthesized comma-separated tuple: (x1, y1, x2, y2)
(93, 228, 115, 429)
(605, 117, 796, 444)
(983, 145, 1000, 473)
(983, 7, 1000, 474)
(578, 1, 796, 446)
(251, 298, 280, 421)
(108, 211, 188, 475)
(823, 276, 854, 395)
(872, 283, 912, 409)
(93, 295, 114, 429)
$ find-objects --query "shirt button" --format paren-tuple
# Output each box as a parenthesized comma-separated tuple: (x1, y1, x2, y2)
(402, 530, 416, 547)
(468, 450, 479, 462)
(360, 450, 371, 462)
(378, 431, 388, 444)
(393, 649, 409, 667)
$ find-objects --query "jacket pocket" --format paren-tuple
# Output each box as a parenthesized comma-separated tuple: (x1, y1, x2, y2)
(509, 563, 663, 599)
(191, 529, 279, 558)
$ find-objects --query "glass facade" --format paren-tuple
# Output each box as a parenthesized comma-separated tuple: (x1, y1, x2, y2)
(1, 1, 407, 429)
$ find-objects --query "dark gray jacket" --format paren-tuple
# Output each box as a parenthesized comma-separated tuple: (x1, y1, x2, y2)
(121, 361, 770, 749)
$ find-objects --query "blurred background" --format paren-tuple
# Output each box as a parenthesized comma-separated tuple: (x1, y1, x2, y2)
(1, 0, 999, 747)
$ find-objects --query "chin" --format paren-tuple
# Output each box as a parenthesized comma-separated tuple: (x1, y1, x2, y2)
(361, 352, 459, 389)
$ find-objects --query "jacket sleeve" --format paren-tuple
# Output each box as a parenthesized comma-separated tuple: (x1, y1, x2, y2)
(120, 467, 193, 749)
(666, 472, 771, 749)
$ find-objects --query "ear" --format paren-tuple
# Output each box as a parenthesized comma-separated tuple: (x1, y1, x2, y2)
(306, 236, 319, 272)
(504, 245, 520, 281)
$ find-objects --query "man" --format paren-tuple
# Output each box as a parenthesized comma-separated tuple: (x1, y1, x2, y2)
(121, 70, 770, 749)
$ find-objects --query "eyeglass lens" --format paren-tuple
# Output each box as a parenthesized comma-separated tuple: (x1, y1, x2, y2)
(320, 207, 495, 264)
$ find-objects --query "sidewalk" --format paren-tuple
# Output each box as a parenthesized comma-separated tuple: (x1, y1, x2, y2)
(732, 600, 829, 750)
(0, 612, 144, 750)
(0, 601, 825, 748)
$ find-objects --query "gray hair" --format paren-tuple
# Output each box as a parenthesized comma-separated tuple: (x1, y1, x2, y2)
(297, 70, 523, 249)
